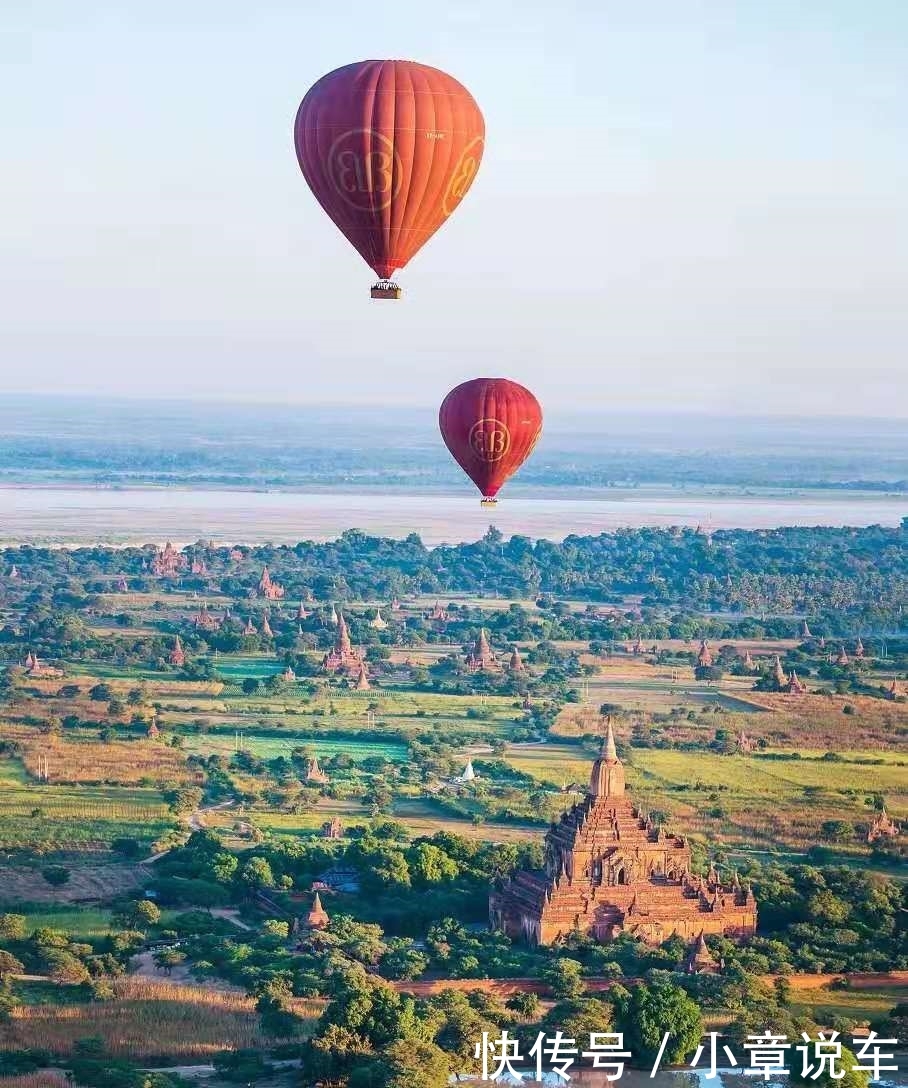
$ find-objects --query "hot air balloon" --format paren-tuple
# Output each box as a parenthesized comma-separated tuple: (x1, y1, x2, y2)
(294, 59, 485, 299)
(439, 378, 543, 506)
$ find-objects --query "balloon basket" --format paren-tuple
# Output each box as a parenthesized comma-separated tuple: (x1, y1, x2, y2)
(371, 280, 401, 300)
(480, 498, 498, 508)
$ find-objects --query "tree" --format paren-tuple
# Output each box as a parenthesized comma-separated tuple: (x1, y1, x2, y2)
(117, 899, 161, 929)
(0, 950, 25, 981)
(239, 856, 274, 890)
(0, 914, 26, 941)
(791, 1045, 869, 1088)
(614, 979, 702, 1064)
(42, 864, 70, 887)
(543, 957, 585, 1000)
(241, 678, 260, 695)
(506, 992, 541, 1021)
(352, 1040, 451, 1088)
(42, 949, 91, 985)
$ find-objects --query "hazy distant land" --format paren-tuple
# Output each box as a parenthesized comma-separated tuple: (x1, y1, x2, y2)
(0, 396, 905, 545)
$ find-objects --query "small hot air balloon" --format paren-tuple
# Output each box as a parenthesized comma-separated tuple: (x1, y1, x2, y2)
(294, 59, 485, 299)
(439, 378, 543, 506)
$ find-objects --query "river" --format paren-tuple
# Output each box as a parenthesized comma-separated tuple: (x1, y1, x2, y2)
(0, 487, 904, 547)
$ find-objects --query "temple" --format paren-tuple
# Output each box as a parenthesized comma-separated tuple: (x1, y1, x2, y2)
(867, 806, 900, 844)
(696, 640, 713, 668)
(322, 613, 366, 677)
(322, 816, 344, 840)
(369, 610, 388, 630)
(466, 629, 499, 672)
(168, 636, 186, 667)
(22, 651, 63, 679)
(784, 670, 807, 695)
(306, 892, 330, 930)
(305, 756, 329, 784)
(508, 646, 525, 673)
(151, 542, 184, 577)
(489, 723, 757, 946)
(258, 566, 285, 600)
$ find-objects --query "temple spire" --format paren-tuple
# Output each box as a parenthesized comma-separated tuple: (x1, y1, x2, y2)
(603, 718, 618, 764)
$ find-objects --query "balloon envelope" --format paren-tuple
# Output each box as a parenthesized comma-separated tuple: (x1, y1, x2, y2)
(439, 378, 543, 501)
(294, 59, 485, 282)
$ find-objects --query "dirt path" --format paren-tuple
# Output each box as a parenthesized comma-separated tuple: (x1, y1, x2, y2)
(142, 800, 236, 864)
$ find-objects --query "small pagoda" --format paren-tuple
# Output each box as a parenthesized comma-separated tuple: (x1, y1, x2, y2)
(258, 566, 285, 601)
(771, 655, 787, 688)
(354, 663, 371, 691)
(696, 640, 713, 668)
(867, 806, 901, 844)
(322, 816, 344, 840)
(740, 648, 756, 671)
(681, 931, 720, 974)
(322, 613, 365, 677)
(466, 629, 499, 672)
(305, 756, 329, 784)
(854, 637, 866, 659)
(784, 670, 807, 695)
(306, 892, 330, 930)
(261, 615, 274, 638)
(508, 646, 525, 673)
(369, 610, 388, 631)
(799, 620, 813, 639)
(836, 646, 850, 667)
(168, 636, 186, 667)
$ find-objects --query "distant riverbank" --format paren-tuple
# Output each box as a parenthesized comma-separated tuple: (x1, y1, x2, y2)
(0, 485, 904, 547)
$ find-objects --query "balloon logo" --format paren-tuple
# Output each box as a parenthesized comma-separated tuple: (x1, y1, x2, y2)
(469, 419, 511, 462)
(295, 59, 485, 295)
(443, 137, 485, 217)
(439, 378, 543, 505)
(326, 129, 402, 211)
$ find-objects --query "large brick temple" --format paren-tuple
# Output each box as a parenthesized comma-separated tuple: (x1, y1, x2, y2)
(489, 723, 757, 946)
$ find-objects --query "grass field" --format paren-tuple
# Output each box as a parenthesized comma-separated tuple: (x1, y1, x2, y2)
(503, 741, 907, 854)
(0, 979, 320, 1058)
(789, 983, 908, 1024)
(0, 762, 174, 850)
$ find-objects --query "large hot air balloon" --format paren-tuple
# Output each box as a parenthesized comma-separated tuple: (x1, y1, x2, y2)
(439, 379, 543, 506)
(294, 60, 485, 299)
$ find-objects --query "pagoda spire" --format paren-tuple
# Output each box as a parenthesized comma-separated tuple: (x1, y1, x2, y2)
(603, 718, 618, 764)
(589, 720, 625, 800)
(336, 612, 352, 654)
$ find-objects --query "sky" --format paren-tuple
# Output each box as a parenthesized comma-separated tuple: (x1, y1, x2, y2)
(1, 1, 907, 416)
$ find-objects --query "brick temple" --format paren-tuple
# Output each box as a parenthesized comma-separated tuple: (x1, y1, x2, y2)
(489, 722, 757, 946)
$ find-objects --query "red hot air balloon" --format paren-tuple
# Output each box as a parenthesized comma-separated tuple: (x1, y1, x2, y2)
(294, 60, 484, 299)
(439, 379, 543, 506)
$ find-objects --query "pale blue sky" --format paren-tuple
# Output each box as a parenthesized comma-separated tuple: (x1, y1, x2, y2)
(2, 1, 907, 414)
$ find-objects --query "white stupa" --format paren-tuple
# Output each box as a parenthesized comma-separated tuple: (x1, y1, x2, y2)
(370, 609, 388, 630)
(459, 760, 477, 783)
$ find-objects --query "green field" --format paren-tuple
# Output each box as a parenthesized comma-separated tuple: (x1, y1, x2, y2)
(0, 766, 174, 849)
(182, 729, 408, 763)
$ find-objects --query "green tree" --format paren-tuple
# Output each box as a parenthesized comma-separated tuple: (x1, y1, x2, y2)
(614, 980, 702, 1064)
(0, 914, 26, 941)
(792, 1045, 869, 1088)
(42, 865, 70, 887)
(0, 950, 25, 981)
(239, 856, 275, 890)
(506, 991, 541, 1021)
(543, 957, 585, 1000)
